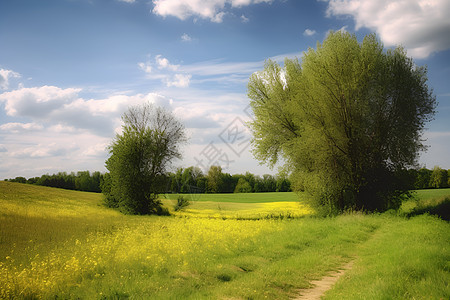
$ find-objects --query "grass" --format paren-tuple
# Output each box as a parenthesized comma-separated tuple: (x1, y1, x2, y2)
(161, 191, 304, 203)
(1, 181, 449, 299)
(400, 188, 450, 220)
(325, 215, 450, 299)
(161, 191, 313, 219)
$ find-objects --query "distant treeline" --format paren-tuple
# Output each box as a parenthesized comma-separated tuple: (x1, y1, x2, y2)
(164, 166, 292, 194)
(4, 171, 104, 193)
(4, 167, 291, 194)
(4, 166, 449, 194)
(410, 167, 450, 189)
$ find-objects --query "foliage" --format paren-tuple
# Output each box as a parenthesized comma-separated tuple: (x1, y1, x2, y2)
(234, 178, 252, 193)
(207, 165, 223, 193)
(4, 171, 104, 193)
(405, 197, 450, 221)
(164, 166, 291, 194)
(429, 166, 449, 188)
(248, 32, 436, 213)
(104, 103, 187, 215)
(174, 195, 190, 211)
(413, 167, 433, 189)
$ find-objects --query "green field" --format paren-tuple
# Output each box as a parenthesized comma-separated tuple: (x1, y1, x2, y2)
(1, 181, 449, 299)
(162, 192, 303, 203)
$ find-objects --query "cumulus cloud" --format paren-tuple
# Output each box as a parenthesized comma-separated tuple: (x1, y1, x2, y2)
(139, 55, 180, 73)
(0, 122, 44, 133)
(10, 143, 77, 159)
(0, 82, 179, 178)
(303, 29, 316, 36)
(152, 0, 273, 23)
(325, 0, 450, 58)
(0, 85, 173, 136)
(139, 55, 191, 88)
(0, 85, 80, 118)
(0, 69, 21, 90)
(166, 73, 192, 88)
(82, 143, 109, 157)
(155, 55, 179, 71)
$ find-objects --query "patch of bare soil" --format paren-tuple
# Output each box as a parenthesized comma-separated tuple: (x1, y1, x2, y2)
(294, 260, 354, 300)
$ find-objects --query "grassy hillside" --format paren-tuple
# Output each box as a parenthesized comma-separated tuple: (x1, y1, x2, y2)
(1, 182, 449, 299)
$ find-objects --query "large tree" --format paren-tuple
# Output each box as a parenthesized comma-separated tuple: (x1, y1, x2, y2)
(104, 103, 187, 214)
(248, 32, 436, 214)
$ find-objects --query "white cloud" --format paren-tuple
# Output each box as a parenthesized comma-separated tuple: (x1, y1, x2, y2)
(166, 74, 192, 87)
(303, 29, 316, 36)
(0, 69, 21, 90)
(211, 11, 226, 23)
(0, 85, 80, 117)
(240, 14, 249, 22)
(138, 62, 152, 73)
(82, 142, 109, 157)
(0, 85, 173, 136)
(181, 33, 192, 42)
(139, 55, 180, 73)
(118, 0, 136, 3)
(139, 55, 192, 87)
(325, 0, 450, 58)
(0, 122, 44, 133)
(0, 85, 178, 178)
(10, 143, 77, 159)
(152, 0, 273, 22)
(155, 55, 179, 71)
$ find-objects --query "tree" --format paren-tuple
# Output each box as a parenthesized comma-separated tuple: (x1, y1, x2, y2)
(104, 103, 187, 214)
(276, 174, 291, 192)
(414, 167, 432, 189)
(181, 166, 204, 194)
(429, 166, 448, 188)
(262, 174, 277, 192)
(248, 32, 436, 213)
(207, 165, 223, 193)
(253, 176, 264, 193)
(234, 177, 252, 193)
(448, 170, 450, 187)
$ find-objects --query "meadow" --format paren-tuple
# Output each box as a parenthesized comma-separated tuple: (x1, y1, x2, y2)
(0, 181, 449, 299)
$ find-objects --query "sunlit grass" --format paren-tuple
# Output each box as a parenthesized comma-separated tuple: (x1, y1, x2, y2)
(1, 182, 449, 299)
(161, 191, 304, 203)
(325, 215, 450, 299)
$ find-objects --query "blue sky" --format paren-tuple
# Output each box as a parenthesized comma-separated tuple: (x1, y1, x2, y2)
(1, 0, 449, 179)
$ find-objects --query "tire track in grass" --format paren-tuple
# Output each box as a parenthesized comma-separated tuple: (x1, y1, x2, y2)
(293, 221, 383, 300)
(294, 260, 355, 300)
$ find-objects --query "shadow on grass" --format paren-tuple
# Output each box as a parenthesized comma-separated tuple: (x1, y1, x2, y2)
(405, 197, 450, 221)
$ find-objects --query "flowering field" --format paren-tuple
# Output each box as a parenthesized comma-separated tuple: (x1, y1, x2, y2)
(1, 181, 449, 299)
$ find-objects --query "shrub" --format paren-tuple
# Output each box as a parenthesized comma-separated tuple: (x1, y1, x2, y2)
(174, 196, 190, 211)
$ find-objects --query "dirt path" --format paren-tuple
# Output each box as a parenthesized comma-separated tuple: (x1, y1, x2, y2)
(293, 260, 354, 300)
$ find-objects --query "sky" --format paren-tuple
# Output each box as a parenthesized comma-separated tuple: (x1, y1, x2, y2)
(0, 0, 449, 179)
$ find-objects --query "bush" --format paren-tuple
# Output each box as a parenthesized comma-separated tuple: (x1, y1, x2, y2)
(174, 196, 190, 211)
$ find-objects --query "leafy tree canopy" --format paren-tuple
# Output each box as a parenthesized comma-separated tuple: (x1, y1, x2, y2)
(104, 103, 187, 215)
(248, 32, 436, 214)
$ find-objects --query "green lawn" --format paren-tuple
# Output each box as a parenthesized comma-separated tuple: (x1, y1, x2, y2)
(1, 182, 449, 299)
(162, 191, 303, 203)
(413, 188, 450, 202)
